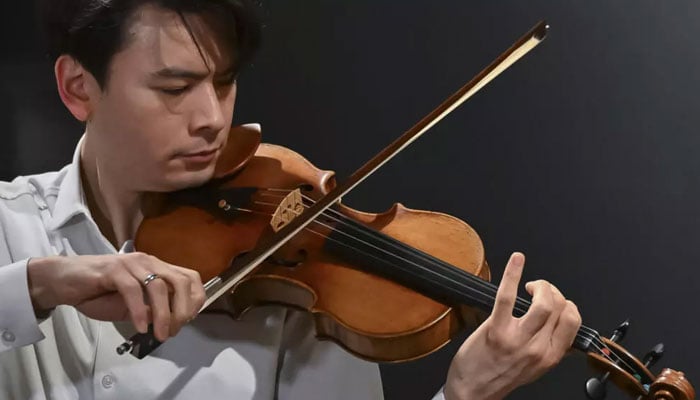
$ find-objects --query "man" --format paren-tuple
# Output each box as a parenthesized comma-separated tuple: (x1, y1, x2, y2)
(0, 0, 582, 399)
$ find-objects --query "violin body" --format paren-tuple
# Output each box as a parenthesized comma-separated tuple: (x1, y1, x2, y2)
(136, 124, 490, 362)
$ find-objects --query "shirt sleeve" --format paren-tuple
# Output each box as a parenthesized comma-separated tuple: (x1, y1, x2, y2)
(275, 310, 385, 400)
(0, 259, 45, 352)
(431, 386, 447, 400)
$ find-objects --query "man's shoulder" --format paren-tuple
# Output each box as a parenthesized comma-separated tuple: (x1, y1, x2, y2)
(0, 166, 70, 204)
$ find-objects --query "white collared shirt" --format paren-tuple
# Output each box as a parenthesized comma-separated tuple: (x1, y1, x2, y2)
(0, 137, 446, 400)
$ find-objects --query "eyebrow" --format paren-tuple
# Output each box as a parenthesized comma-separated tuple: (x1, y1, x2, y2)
(152, 66, 237, 80)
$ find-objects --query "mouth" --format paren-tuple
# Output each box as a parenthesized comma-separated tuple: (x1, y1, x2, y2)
(176, 147, 220, 164)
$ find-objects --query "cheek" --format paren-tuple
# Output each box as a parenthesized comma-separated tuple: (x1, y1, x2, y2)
(104, 89, 181, 155)
(91, 91, 184, 186)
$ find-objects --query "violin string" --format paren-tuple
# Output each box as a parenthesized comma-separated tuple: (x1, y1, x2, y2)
(255, 191, 596, 332)
(256, 192, 508, 297)
(283, 197, 642, 377)
(251, 200, 511, 310)
(292, 213, 627, 369)
(242, 200, 627, 371)
(244, 190, 634, 372)
(257, 191, 537, 310)
(251, 203, 503, 309)
(254, 191, 599, 335)
(291, 192, 615, 344)
(257, 190, 600, 335)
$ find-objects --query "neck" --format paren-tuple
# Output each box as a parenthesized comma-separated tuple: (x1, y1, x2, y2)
(80, 134, 144, 249)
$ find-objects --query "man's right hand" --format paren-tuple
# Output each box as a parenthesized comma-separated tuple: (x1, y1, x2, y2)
(27, 253, 206, 342)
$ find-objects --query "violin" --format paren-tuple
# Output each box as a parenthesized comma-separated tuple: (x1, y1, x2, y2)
(116, 21, 695, 400)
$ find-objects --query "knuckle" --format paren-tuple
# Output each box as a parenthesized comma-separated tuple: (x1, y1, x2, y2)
(174, 309, 190, 324)
(108, 257, 127, 274)
(533, 299, 554, 316)
(170, 324, 182, 337)
(121, 277, 141, 292)
(528, 280, 547, 297)
(566, 300, 580, 314)
(543, 354, 560, 369)
(188, 269, 203, 284)
(173, 273, 189, 288)
(131, 252, 151, 263)
(550, 285, 565, 302)
(486, 328, 502, 345)
(533, 279, 548, 288)
(495, 296, 511, 309)
(194, 290, 206, 307)
(567, 313, 582, 329)
(151, 302, 169, 318)
(524, 346, 546, 364)
(487, 329, 517, 353)
(132, 306, 148, 322)
(101, 265, 118, 282)
(149, 255, 166, 268)
(565, 301, 582, 325)
(148, 255, 162, 266)
(553, 295, 567, 313)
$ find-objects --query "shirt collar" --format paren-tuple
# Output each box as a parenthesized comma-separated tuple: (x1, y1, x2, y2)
(48, 134, 92, 231)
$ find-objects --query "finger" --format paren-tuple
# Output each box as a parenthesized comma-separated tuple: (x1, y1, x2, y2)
(123, 259, 172, 342)
(171, 266, 206, 314)
(518, 280, 554, 337)
(491, 252, 526, 327)
(549, 300, 582, 357)
(144, 261, 205, 335)
(523, 284, 569, 367)
(155, 266, 193, 336)
(108, 271, 150, 334)
(171, 265, 203, 287)
(142, 276, 171, 341)
(535, 284, 568, 339)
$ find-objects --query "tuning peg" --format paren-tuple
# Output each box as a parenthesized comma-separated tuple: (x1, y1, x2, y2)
(584, 319, 631, 399)
(610, 318, 630, 343)
(642, 343, 664, 368)
(586, 374, 609, 400)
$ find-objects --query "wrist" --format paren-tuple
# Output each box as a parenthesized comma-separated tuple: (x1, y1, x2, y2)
(27, 257, 60, 311)
(444, 363, 512, 400)
(444, 384, 507, 400)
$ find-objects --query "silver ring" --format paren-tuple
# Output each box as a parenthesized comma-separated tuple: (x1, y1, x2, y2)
(143, 273, 159, 287)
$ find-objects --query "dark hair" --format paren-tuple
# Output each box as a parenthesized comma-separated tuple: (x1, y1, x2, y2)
(38, 0, 262, 88)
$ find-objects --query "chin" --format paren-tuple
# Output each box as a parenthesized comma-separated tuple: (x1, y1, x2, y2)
(158, 169, 215, 192)
(150, 158, 218, 191)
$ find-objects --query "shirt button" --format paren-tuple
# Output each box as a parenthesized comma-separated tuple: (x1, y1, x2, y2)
(101, 374, 115, 389)
(2, 330, 15, 343)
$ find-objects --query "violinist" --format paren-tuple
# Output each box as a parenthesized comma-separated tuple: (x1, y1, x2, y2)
(0, 1, 582, 399)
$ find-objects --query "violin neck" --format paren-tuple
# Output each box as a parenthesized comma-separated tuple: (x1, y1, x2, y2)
(324, 216, 597, 353)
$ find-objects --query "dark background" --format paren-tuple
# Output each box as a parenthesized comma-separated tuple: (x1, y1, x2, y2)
(2, 1, 699, 399)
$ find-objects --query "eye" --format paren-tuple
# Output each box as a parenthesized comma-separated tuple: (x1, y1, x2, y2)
(160, 86, 190, 95)
(215, 74, 237, 87)
(214, 76, 236, 95)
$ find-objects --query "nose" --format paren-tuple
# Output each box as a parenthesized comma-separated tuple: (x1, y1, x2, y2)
(190, 83, 227, 136)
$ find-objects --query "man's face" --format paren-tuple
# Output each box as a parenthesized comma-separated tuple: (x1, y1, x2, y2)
(85, 5, 238, 192)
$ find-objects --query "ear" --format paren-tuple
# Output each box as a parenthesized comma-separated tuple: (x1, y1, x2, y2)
(54, 55, 100, 122)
